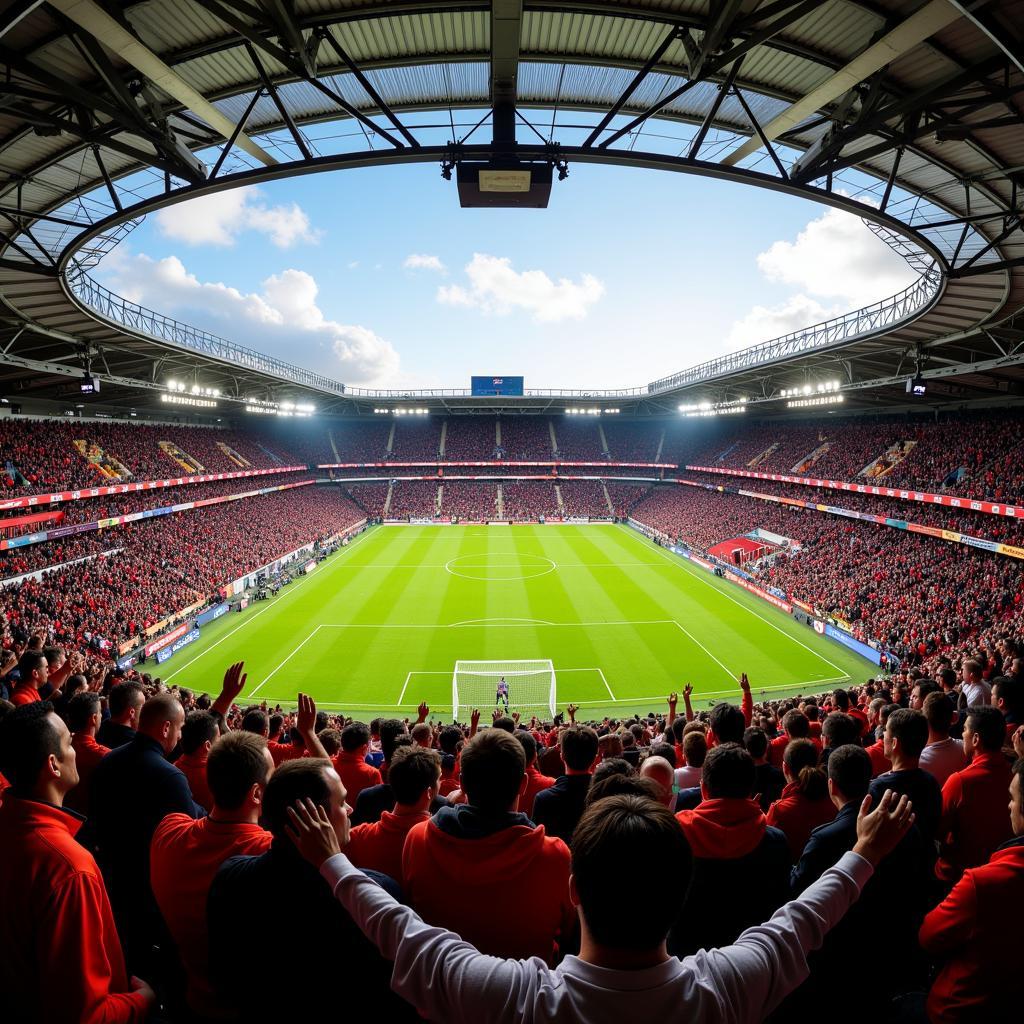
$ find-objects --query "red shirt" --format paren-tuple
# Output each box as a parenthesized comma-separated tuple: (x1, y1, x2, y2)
(768, 734, 822, 769)
(766, 783, 836, 861)
(175, 751, 213, 811)
(150, 813, 272, 1016)
(9, 684, 40, 706)
(864, 739, 891, 778)
(268, 740, 305, 766)
(936, 752, 1013, 883)
(67, 733, 111, 814)
(347, 809, 429, 883)
(333, 750, 383, 807)
(0, 796, 148, 1023)
(522, 764, 556, 818)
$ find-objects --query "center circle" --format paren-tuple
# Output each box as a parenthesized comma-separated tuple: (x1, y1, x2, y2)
(445, 553, 557, 581)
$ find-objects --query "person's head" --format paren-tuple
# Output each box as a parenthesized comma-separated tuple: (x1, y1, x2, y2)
(648, 741, 676, 768)
(783, 738, 827, 799)
(591, 757, 632, 790)
(317, 729, 342, 757)
(207, 731, 273, 815)
(993, 676, 1024, 720)
(961, 658, 982, 684)
(107, 680, 145, 727)
(938, 667, 957, 692)
(963, 706, 1007, 759)
(263, 758, 351, 846)
(827, 744, 872, 807)
(341, 721, 371, 755)
(515, 729, 539, 767)
(598, 733, 623, 760)
(438, 725, 462, 756)
(682, 730, 707, 770)
(743, 727, 769, 762)
(822, 712, 859, 749)
(701, 743, 755, 800)
(492, 716, 515, 734)
(0, 702, 77, 800)
(922, 691, 954, 737)
(379, 719, 408, 763)
(138, 694, 185, 754)
(781, 709, 809, 739)
(638, 755, 675, 807)
(16, 652, 48, 692)
(560, 724, 599, 773)
(585, 772, 662, 807)
(65, 692, 102, 735)
(708, 702, 746, 745)
(388, 744, 441, 808)
(910, 680, 939, 710)
(670, 716, 686, 743)
(180, 710, 219, 757)
(1011, 759, 1024, 837)
(410, 722, 433, 747)
(571, 795, 692, 952)
(884, 708, 929, 764)
(459, 729, 526, 815)
(241, 708, 269, 736)
(831, 689, 850, 712)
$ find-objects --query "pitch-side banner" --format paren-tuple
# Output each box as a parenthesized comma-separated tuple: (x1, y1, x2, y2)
(686, 464, 1022, 520)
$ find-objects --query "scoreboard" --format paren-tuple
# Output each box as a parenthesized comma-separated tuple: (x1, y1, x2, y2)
(471, 375, 524, 397)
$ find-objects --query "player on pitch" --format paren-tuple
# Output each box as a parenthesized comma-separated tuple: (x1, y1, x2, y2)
(495, 676, 510, 712)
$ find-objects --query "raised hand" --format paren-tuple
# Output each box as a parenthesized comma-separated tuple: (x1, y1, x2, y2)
(667, 692, 678, 711)
(286, 798, 341, 868)
(683, 683, 694, 699)
(220, 661, 247, 702)
(417, 701, 430, 723)
(492, 708, 503, 723)
(566, 703, 578, 723)
(739, 673, 751, 692)
(1013, 724, 1024, 761)
(296, 692, 317, 736)
(852, 790, 915, 867)
(512, 711, 521, 725)
(470, 708, 480, 733)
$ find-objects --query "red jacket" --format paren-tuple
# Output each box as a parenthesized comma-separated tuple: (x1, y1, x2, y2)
(402, 806, 574, 962)
(174, 751, 213, 811)
(766, 783, 836, 861)
(768, 734, 822, 769)
(347, 809, 429, 883)
(0, 797, 148, 1023)
(936, 752, 1013, 882)
(67, 733, 111, 814)
(864, 739, 890, 778)
(150, 813, 271, 1016)
(333, 750, 383, 807)
(268, 740, 304, 766)
(920, 836, 1024, 1022)
(9, 684, 40, 706)
(522, 764, 556, 818)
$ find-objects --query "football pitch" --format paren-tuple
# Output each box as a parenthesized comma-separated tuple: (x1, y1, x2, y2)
(163, 524, 872, 718)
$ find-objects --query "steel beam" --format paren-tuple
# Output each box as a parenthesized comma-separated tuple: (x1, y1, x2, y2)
(491, 0, 524, 145)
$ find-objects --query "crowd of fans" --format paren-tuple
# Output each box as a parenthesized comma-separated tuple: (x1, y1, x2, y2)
(440, 482, 496, 519)
(559, 479, 610, 517)
(502, 481, 561, 520)
(387, 481, 440, 519)
(497, 416, 554, 460)
(390, 421, 442, 460)
(553, 418, 607, 460)
(1, 661, 1019, 1022)
(443, 419, 498, 460)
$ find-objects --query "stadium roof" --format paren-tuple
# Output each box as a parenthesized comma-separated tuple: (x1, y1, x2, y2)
(1, 1, 1023, 417)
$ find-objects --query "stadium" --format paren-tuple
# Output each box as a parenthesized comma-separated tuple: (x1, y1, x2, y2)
(0, 1, 1022, 1021)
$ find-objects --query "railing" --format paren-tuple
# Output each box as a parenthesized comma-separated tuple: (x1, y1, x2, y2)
(647, 266, 942, 393)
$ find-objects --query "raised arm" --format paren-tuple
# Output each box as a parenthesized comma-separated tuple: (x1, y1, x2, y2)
(296, 693, 329, 759)
(739, 673, 753, 726)
(211, 661, 247, 719)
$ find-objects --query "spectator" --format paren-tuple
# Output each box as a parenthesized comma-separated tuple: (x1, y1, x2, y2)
(864, 702, 897, 776)
(820, 712, 860, 766)
(291, 790, 916, 1023)
(98, 680, 145, 749)
(9, 651, 50, 706)
(919, 756, 1024, 1021)
(516, 729, 556, 818)
(207, 758, 415, 1021)
(767, 739, 836, 861)
(334, 721, 383, 808)
(960, 658, 991, 707)
(149, 730, 274, 1018)
(638, 755, 676, 808)
(936, 706, 1013, 883)
(869, 707, 943, 845)
(65, 691, 110, 815)
(0, 702, 155, 1022)
(174, 710, 219, 812)
(676, 730, 706, 789)
(744, 726, 785, 811)
(919, 691, 966, 787)
(402, 729, 575, 961)
(768, 709, 812, 768)
(346, 744, 440, 884)
(533, 724, 599, 844)
(671, 744, 791, 956)
(992, 674, 1023, 740)
(351, 718, 412, 825)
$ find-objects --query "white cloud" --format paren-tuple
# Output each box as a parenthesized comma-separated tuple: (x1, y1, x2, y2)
(404, 253, 446, 272)
(154, 186, 320, 248)
(755, 206, 917, 308)
(103, 253, 398, 385)
(437, 252, 604, 322)
(723, 294, 842, 351)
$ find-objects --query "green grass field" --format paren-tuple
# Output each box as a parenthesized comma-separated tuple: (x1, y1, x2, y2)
(163, 524, 872, 719)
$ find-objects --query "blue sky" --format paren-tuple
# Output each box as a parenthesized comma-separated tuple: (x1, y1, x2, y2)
(97, 152, 916, 389)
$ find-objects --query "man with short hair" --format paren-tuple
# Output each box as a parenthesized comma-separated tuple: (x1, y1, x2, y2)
(66, 691, 111, 814)
(960, 658, 991, 707)
(335, 721, 383, 808)
(347, 744, 440, 883)
(98, 680, 146, 749)
(676, 730, 706, 790)
(9, 651, 51, 706)
(351, 718, 410, 825)
(150, 730, 274, 1018)
(992, 675, 1023, 741)
(820, 712, 860, 766)
(516, 729, 556, 817)
(290, 786, 914, 1023)
(403, 729, 575, 961)
(671, 743, 791, 956)
(0, 703, 155, 1022)
(936, 705, 1013, 883)
(744, 727, 784, 811)
(175, 710, 219, 812)
(919, 691, 966, 788)
(920, 757, 1024, 1020)
(768, 710, 812, 768)
(533, 724, 599, 844)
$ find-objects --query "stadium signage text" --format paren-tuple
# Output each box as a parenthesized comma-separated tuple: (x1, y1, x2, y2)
(196, 602, 229, 627)
(155, 627, 201, 664)
(145, 622, 190, 657)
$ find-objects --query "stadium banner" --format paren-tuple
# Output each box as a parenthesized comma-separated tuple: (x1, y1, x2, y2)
(824, 623, 883, 666)
(686, 464, 1024, 521)
(155, 627, 200, 664)
(318, 460, 677, 470)
(145, 622, 190, 658)
(723, 571, 793, 613)
(196, 602, 229, 627)
(792, 598, 815, 615)
(0, 465, 307, 513)
(565, 517, 590, 524)
(116, 653, 138, 671)
(488, 521, 511, 526)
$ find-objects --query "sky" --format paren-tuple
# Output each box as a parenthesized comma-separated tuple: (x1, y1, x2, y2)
(95, 153, 918, 391)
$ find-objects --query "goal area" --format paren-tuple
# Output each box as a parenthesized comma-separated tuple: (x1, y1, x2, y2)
(452, 660, 557, 721)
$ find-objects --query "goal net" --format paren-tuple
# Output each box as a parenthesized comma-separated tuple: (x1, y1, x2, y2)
(452, 660, 557, 721)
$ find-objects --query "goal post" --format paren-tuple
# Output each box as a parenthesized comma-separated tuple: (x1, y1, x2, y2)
(452, 660, 557, 721)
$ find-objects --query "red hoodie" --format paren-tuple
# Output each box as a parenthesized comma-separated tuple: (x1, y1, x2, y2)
(333, 750, 383, 807)
(0, 797, 148, 1023)
(676, 798, 767, 858)
(402, 806, 574, 962)
(67, 732, 111, 814)
(766, 783, 837, 861)
(347, 809, 429, 883)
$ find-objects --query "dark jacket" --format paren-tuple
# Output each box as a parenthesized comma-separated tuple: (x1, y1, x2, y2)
(869, 767, 942, 844)
(352, 782, 395, 826)
(85, 733, 202, 971)
(753, 763, 785, 812)
(96, 720, 136, 750)
(532, 774, 591, 844)
(208, 838, 417, 1020)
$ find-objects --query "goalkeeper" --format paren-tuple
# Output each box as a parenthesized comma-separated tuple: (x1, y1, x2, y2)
(495, 676, 510, 712)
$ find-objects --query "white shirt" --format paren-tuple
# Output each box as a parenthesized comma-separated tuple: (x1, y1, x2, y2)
(321, 850, 874, 1024)
(675, 765, 702, 789)
(919, 737, 967, 788)
(963, 679, 991, 706)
